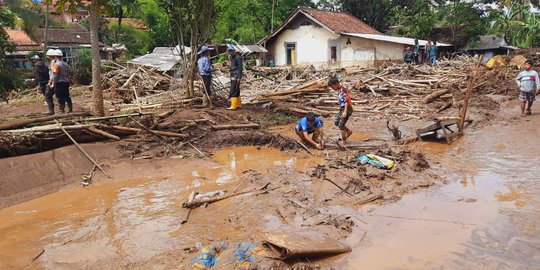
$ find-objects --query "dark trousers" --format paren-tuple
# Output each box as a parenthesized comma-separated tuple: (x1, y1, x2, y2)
(55, 81, 72, 111)
(44, 84, 55, 112)
(38, 81, 48, 95)
(201, 75, 212, 96)
(229, 77, 240, 98)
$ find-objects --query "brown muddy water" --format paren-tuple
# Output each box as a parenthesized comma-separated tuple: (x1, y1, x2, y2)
(0, 147, 321, 269)
(338, 109, 540, 269)
(1, 108, 540, 269)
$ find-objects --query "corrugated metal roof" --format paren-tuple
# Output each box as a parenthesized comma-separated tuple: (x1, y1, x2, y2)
(228, 44, 267, 54)
(127, 46, 191, 71)
(462, 35, 512, 51)
(343, 33, 453, 47)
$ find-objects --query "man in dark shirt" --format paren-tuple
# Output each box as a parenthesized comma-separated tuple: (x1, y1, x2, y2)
(227, 45, 243, 110)
(32, 55, 49, 97)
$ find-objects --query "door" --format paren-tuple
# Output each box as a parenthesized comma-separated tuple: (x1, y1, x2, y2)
(286, 43, 296, 65)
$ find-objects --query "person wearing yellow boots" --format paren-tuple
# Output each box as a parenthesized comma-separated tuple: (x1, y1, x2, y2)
(227, 45, 243, 110)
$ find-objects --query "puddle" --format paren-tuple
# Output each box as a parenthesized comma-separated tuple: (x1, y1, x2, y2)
(0, 146, 321, 269)
(338, 115, 540, 269)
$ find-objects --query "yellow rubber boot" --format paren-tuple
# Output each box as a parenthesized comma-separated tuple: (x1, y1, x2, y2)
(237, 97, 242, 108)
(227, 97, 238, 110)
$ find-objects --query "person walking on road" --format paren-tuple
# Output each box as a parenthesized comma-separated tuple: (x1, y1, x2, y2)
(41, 49, 57, 115)
(516, 59, 540, 117)
(227, 45, 243, 110)
(328, 77, 354, 145)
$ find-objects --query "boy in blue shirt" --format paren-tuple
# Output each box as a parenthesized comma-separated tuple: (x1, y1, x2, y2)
(295, 112, 325, 149)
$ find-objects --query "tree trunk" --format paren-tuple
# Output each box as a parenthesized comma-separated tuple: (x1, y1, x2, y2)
(89, 1, 105, 116)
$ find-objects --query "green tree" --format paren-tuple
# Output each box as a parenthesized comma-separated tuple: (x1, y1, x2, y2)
(0, 8, 21, 98)
(71, 48, 92, 85)
(107, 23, 151, 56)
(57, 0, 110, 116)
(213, 0, 313, 44)
(390, 0, 435, 38)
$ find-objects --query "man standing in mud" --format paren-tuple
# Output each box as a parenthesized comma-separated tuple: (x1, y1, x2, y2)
(32, 55, 49, 101)
(516, 59, 540, 117)
(295, 112, 325, 150)
(328, 77, 353, 145)
(197, 45, 214, 106)
(49, 50, 72, 113)
(227, 45, 243, 110)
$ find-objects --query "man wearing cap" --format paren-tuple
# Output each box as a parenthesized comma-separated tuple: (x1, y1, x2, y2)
(32, 55, 49, 99)
(197, 45, 214, 105)
(227, 45, 243, 110)
(41, 49, 57, 115)
(49, 49, 72, 113)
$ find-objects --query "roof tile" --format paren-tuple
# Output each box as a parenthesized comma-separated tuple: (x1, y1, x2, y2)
(301, 8, 379, 34)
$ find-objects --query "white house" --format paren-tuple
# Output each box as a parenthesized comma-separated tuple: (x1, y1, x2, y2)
(259, 7, 451, 68)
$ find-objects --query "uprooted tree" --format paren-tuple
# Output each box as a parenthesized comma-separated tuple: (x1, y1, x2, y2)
(159, 0, 219, 98)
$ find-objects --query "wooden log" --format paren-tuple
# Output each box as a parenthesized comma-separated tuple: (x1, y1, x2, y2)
(421, 89, 451, 104)
(88, 127, 120, 141)
(1, 123, 95, 133)
(0, 112, 91, 130)
(97, 124, 189, 138)
(211, 123, 260, 130)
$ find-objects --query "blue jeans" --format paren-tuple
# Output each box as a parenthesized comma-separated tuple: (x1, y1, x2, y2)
(430, 55, 437, 65)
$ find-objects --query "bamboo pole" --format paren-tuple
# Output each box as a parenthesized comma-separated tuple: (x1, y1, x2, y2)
(55, 120, 111, 178)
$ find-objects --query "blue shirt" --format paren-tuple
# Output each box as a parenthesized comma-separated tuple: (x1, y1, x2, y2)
(296, 117, 323, 134)
(197, 56, 212, 76)
(429, 46, 437, 57)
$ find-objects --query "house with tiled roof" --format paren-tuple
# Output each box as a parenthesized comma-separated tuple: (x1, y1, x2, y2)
(259, 7, 451, 67)
(34, 24, 106, 62)
(3, 27, 43, 69)
(103, 18, 148, 30)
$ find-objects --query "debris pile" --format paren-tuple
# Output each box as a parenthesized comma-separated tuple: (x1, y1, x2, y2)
(250, 56, 517, 122)
(101, 66, 173, 103)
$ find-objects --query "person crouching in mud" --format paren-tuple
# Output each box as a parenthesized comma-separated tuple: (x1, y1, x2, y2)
(328, 77, 353, 144)
(295, 112, 325, 150)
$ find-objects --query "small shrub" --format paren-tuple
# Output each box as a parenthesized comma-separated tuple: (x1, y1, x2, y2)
(71, 48, 92, 85)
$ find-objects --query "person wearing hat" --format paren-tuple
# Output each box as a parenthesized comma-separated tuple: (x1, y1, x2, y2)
(197, 45, 214, 105)
(40, 49, 57, 115)
(227, 44, 243, 110)
(49, 49, 72, 113)
(32, 54, 50, 99)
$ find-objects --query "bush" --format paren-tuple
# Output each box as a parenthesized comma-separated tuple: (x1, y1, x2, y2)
(71, 48, 92, 85)
(107, 23, 151, 57)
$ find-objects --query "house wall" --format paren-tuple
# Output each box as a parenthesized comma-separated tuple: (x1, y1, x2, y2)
(340, 36, 406, 68)
(266, 32, 407, 68)
(266, 24, 339, 67)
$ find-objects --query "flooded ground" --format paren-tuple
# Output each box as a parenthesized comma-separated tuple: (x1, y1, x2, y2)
(0, 147, 321, 269)
(339, 106, 540, 269)
(1, 104, 539, 269)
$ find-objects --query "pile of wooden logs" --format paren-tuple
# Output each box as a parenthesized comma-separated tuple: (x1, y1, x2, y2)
(101, 66, 173, 103)
(248, 56, 515, 121)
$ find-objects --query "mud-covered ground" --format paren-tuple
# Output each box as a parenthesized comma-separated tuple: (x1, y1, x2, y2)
(0, 74, 538, 269)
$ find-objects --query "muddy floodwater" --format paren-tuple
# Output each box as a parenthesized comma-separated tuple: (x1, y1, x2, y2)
(0, 147, 321, 269)
(1, 110, 539, 269)
(340, 111, 540, 269)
